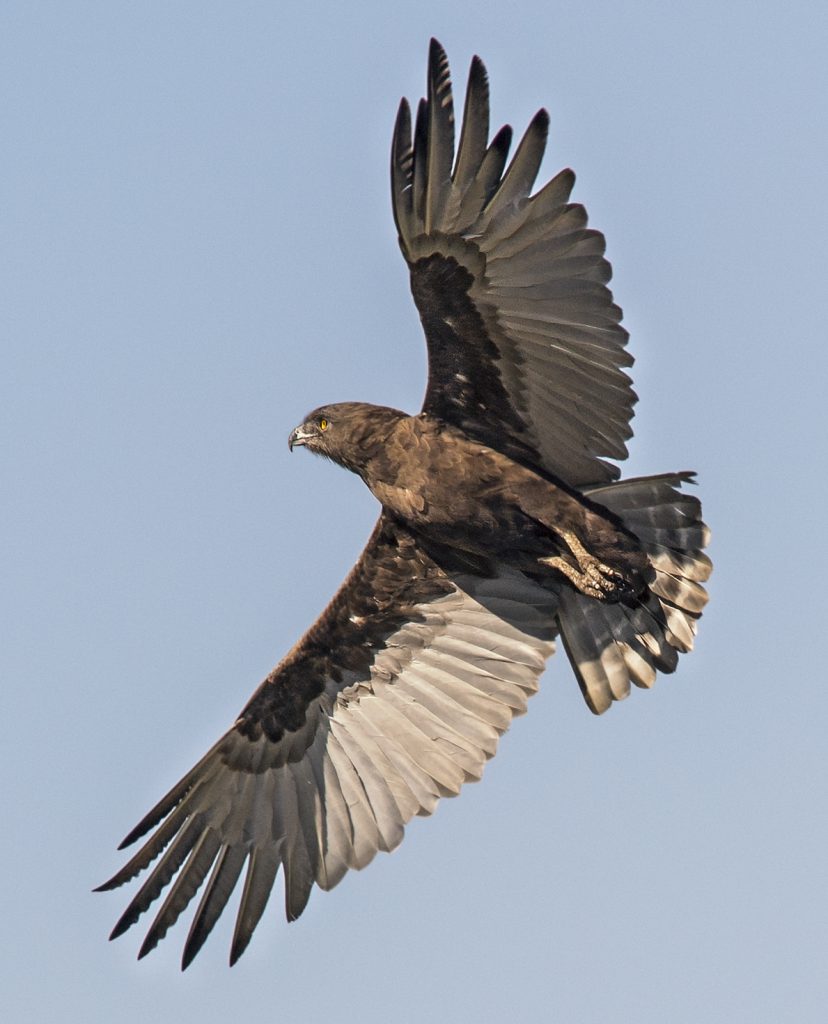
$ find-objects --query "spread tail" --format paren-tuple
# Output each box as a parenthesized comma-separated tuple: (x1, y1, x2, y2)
(557, 473, 711, 714)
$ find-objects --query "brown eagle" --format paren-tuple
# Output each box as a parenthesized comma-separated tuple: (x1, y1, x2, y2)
(98, 40, 711, 968)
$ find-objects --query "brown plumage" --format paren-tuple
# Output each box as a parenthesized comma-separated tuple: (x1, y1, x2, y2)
(290, 402, 653, 600)
(98, 39, 711, 969)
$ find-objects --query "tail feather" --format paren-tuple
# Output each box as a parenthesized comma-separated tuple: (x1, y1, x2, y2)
(558, 473, 710, 714)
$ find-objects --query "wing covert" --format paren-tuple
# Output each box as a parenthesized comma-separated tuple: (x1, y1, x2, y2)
(97, 516, 558, 967)
(393, 39, 636, 486)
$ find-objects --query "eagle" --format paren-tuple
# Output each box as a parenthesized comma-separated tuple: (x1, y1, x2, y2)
(98, 40, 711, 969)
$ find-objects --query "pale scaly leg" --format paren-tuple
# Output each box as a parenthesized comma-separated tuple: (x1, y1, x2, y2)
(540, 529, 629, 600)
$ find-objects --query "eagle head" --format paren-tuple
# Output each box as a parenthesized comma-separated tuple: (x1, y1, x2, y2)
(288, 402, 406, 475)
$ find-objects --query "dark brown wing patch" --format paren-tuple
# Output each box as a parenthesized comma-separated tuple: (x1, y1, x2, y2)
(411, 252, 527, 437)
(239, 517, 452, 743)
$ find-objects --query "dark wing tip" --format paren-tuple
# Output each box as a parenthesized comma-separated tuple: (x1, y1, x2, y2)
(429, 36, 447, 64)
(428, 38, 450, 97)
(116, 767, 199, 850)
(395, 95, 411, 124)
(414, 96, 428, 145)
(108, 911, 134, 942)
(117, 801, 174, 850)
(115, 815, 155, 847)
(391, 95, 414, 240)
(181, 918, 216, 969)
(491, 123, 513, 155)
(467, 54, 489, 103)
(228, 936, 248, 968)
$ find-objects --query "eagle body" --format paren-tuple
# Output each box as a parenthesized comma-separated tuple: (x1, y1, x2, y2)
(99, 40, 711, 969)
(293, 402, 652, 600)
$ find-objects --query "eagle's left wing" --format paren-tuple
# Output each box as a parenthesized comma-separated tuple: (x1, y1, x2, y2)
(393, 40, 635, 487)
(97, 516, 557, 968)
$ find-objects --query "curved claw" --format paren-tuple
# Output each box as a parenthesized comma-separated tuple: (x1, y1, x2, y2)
(540, 529, 635, 602)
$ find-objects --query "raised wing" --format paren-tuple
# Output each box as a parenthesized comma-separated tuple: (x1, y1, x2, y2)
(393, 40, 636, 487)
(97, 516, 558, 968)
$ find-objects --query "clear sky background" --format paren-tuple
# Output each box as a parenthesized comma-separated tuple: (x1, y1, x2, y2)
(3, 1, 827, 1021)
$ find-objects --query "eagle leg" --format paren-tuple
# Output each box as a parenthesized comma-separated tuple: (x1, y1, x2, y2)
(539, 529, 630, 601)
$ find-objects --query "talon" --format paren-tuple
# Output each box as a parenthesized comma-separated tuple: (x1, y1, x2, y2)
(585, 561, 613, 584)
(540, 530, 631, 601)
(539, 554, 609, 600)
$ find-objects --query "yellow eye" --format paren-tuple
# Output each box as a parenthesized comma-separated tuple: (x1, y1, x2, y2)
(319, 418, 329, 431)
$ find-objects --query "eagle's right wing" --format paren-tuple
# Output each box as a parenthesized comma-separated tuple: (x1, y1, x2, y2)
(97, 515, 558, 968)
(393, 40, 635, 487)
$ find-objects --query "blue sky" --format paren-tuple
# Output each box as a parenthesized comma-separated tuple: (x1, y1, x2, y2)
(3, 1, 827, 1021)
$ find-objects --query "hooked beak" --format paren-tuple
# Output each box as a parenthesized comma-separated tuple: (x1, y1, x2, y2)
(288, 424, 315, 452)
